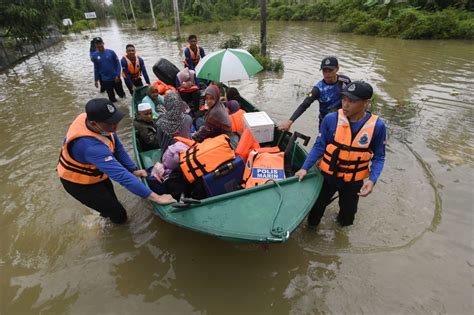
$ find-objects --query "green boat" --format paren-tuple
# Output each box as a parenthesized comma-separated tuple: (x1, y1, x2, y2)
(131, 86, 323, 243)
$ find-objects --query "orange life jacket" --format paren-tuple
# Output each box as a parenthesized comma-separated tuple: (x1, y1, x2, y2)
(235, 128, 260, 162)
(230, 109, 246, 133)
(121, 55, 141, 81)
(319, 109, 378, 182)
(178, 85, 200, 94)
(243, 147, 285, 188)
(179, 134, 235, 183)
(184, 44, 201, 67)
(57, 113, 115, 184)
(152, 79, 177, 95)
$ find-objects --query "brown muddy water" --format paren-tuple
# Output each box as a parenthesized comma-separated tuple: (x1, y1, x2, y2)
(0, 20, 472, 314)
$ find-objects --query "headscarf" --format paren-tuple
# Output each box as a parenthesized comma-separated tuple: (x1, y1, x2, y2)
(226, 87, 241, 102)
(157, 91, 189, 136)
(177, 67, 196, 85)
(205, 85, 220, 107)
(204, 85, 231, 132)
(226, 100, 240, 114)
(146, 86, 166, 115)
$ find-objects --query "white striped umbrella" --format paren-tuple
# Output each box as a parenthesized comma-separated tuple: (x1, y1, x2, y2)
(195, 48, 264, 82)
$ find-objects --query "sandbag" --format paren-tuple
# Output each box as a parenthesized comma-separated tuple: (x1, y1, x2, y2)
(153, 58, 180, 87)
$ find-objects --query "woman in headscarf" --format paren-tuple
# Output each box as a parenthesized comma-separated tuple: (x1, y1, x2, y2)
(141, 85, 166, 118)
(156, 91, 193, 153)
(192, 84, 232, 143)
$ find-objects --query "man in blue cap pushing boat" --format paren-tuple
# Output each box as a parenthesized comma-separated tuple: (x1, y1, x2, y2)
(57, 98, 175, 224)
(279, 56, 351, 131)
(295, 81, 386, 228)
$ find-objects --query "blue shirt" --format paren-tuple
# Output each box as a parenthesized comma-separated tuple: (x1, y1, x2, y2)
(302, 111, 387, 183)
(290, 75, 351, 122)
(120, 56, 151, 86)
(69, 133, 152, 198)
(91, 49, 122, 82)
(184, 46, 205, 70)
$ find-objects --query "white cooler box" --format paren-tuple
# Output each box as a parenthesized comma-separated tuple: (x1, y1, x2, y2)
(243, 111, 275, 143)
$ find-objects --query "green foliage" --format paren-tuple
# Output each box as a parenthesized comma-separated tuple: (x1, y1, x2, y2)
(220, 35, 243, 49)
(337, 10, 371, 33)
(70, 20, 96, 33)
(248, 44, 284, 72)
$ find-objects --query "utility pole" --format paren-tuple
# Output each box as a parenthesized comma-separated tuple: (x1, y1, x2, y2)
(172, 0, 181, 39)
(128, 0, 137, 26)
(121, 0, 130, 23)
(260, 0, 267, 56)
(149, 0, 157, 29)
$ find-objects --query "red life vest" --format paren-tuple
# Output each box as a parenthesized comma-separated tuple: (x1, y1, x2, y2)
(319, 109, 378, 182)
(243, 147, 285, 188)
(230, 109, 246, 133)
(57, 113, 115, 184)
(184, 44, 201, 67)
(179, 134, 235, 183)
(121, 55, 141, 81)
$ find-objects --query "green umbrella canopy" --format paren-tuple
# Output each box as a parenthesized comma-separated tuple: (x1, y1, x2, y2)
(195, 48, 264, 82)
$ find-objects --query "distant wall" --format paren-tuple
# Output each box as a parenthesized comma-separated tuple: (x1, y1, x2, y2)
(0, 29, 63, 72)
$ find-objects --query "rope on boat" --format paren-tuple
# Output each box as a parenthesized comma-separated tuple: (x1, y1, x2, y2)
(269, 180, 289, 242)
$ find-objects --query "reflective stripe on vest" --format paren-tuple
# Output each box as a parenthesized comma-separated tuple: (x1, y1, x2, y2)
(184, 45, 201, 67)
(243, 147, 285, 188)
(121, 55, 141, 80)
(57, 113, 116, 184)
(230, 109, 246, 133)
(179, 134, 235, 183)
(319, 109, 378, 182)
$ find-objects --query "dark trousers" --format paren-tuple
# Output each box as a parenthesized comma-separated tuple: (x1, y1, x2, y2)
(60, 178, 127, 224)
(308, 175, 363, 227)
(125, 78, 143, 95)
(102, 80, 126, 102)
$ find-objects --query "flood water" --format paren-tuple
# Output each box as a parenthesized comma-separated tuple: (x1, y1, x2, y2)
(0, 20, 472, 314)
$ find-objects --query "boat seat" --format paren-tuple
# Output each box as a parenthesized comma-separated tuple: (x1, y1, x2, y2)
(140, 149, 162, 169)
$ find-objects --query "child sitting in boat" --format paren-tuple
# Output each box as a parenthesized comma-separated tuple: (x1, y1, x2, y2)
(226, 100, 246, 133)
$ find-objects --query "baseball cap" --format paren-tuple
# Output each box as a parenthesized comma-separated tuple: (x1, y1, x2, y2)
(341, 81, 373, 101)
(320, 56, 338, 70)
(86, 98, 125, 124)
(93, 37, 103, 43)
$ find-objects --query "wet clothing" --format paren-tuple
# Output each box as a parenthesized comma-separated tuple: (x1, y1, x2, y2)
(121, 55, 151, 94)
(133, 118, 160, 151)
(58, 115, 153, 223)
(303, 111, 386, 227)
(60, 178, 127, 224)
(290, 75, 351, 126)
(184, 45, 205, 70)
(92, 49, 122, 82)
(91, 49, 125, 102)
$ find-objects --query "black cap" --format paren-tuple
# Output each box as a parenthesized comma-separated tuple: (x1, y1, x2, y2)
(86, 98, 125, 124)
(341, 81, 373, 101)
(93, 37, 103, 43)
(320, 56, 338, 70)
